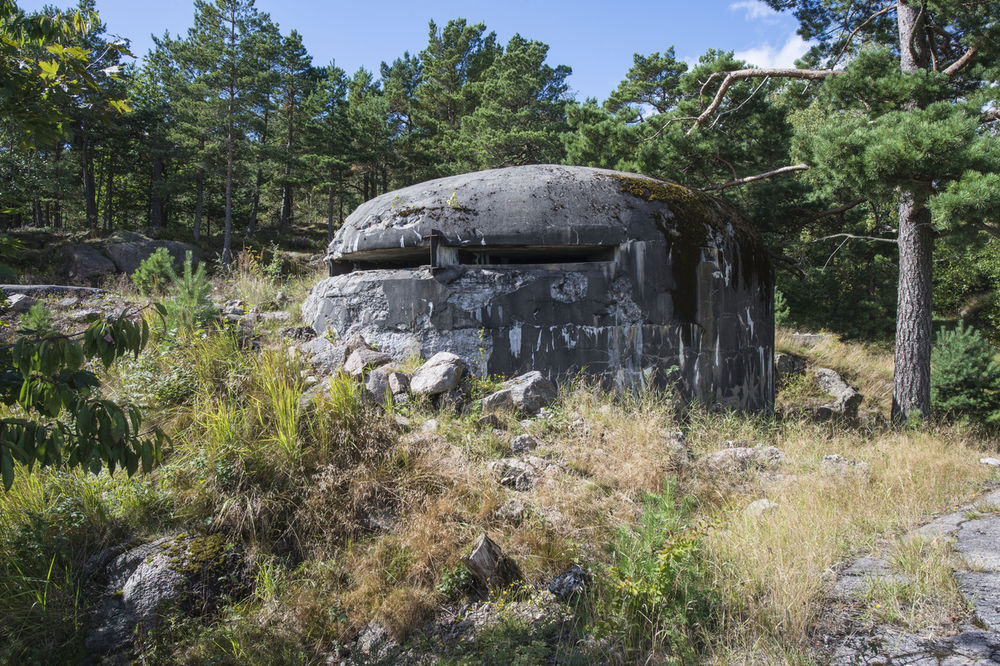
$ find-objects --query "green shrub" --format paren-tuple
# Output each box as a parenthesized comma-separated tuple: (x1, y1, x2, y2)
(132, 247, 177, 297)
(162, 251, 217, 335)
(20, 301, 56, 337)
(931, 322, 1000, 426)
(587, 481, 716, 662)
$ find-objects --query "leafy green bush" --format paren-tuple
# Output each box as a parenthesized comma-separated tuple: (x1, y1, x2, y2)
(162, 251, 217, 335)
(931, 322, 1000, 426)
(586, 481, 716, 662)
(20, 302, 56, 337)
(132, 247, 177, 297)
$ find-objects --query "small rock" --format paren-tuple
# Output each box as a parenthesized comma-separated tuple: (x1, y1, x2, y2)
(477, 414, 503, 430)
(280, 325, 316, 340)
(57, 296, 81, 308)
(482, 371, 557, 415)
(775, 351, 806, 383)
(274, 291, 288, 304)
(299, 336, 348, 373)
(489, 456, 552, 491)
(492, 498, 526, 524)
(387, 371, 410, 395)
(980, 457, 1000, 467)
(510, 434, 538, 454)
(258, 311, 290, 323)
(303, 375, 318, 388)
(744, 498, 779, 518)
(6, 293, 35, 313)
(345, 332, 369, 352)
(393, 414, 412, 429)
(421, 419, 439, 433)
(699, 444, 787, 475)
(343, 348, 393, 376)
(814, 368, 863, 418)
(791, 332, 834, 348)
(461, 533, 522, 591)
(71, 308, 104, 323)
(548, 565, 591, 602)
(410, 352, 464, 395)
(222, 300, 244, 317)
(355, 621, 398, 662)
(364, 368, 391, 402)
(821, 454, 870, 477)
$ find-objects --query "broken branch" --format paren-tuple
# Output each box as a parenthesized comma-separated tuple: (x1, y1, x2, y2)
(943, 46, 977, 77)
(701, 164, 809, 191)
(689, 68, 841, 134)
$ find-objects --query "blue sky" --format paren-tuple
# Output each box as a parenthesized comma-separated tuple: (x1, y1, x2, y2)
(20, 0, 811, 101)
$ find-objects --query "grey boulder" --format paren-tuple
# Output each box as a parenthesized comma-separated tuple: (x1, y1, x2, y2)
(699, 444, 787, 475)
(6, 293, 35, 313)
(63, 244, 117, 282)
(410, 351, 464, 395)
(482, 371, 557, 415)
(343, 348, 393, 376)
(814, 368, 863, 418)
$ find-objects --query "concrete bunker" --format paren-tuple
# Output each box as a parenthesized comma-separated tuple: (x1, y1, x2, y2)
(302, 164, 774, 411)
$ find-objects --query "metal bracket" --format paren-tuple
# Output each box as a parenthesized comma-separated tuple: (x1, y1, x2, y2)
(423, 228, 444, 274)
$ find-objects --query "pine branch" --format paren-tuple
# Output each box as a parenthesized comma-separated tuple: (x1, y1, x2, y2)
(829, 3, 896, 69)
(943, 46, 978, 77)
(689, 69, 841, 134)
(701, 164, 809, 191)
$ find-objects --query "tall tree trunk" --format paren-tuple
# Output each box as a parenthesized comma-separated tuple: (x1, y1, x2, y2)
(194, 173, 204, 242)
(150, 155, 165, 228)
(327, 180, 335, 242)
(32, 199, 42, 227)
(249, 107, 267, 235)
(891, 0, 933, 423)
(280, 101, 294, 234)
(103, 168, 114, 232)
(79, 126, 99, 229)
(52, 142, 62, 229)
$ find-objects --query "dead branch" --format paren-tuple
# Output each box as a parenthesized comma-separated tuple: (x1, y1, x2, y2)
(830, 3, 895, 69)
(980, 109, 999, 124)
(809, 233, 898, 243)
(689, 69, 841, 134)
(943, 46, 977, 77)
(806, 198, 869, 223)
(701, 164, 809, 191)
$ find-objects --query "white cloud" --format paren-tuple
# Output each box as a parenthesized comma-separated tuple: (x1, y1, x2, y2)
(735, 33, 812, 68)
(729, 0, 779, 21)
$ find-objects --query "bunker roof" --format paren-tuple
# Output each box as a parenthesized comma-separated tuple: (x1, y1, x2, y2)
(329, 164, 764, 266)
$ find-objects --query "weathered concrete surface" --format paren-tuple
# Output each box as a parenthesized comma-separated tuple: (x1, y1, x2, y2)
(303, 165, 774, 411)
(822, 484, 1000, 664)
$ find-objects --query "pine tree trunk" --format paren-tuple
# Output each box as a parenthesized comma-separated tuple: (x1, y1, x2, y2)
(891, 0, 933, 423)
(893, 186, 933, 421)
(150, 156, 165, 228)
(327, 182, 335, 242)
(80, 127, 99, 229)
(103, 168, 114, 231)
(194, 174, 204, 242)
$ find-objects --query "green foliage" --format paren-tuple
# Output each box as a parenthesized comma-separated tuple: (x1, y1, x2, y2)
(774, 289, 791, 327)
(587, 481, 716, 662)
(436, 564, 474, 599)
(0, 307, 165, 491)
(930, 323, 1000, 426)
(20, 302, 56, 338)
(132, 247, 177, 297)
(161, 251, 216, 335)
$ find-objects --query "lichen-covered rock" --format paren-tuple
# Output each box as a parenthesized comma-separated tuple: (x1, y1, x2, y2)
(84, 533, 247, 662)
(775, 352, 806, 384)
(548, 565, 591, 602)
(509, 434, 538, 454)
(410, 351, 464, 395)
(698, 444, 787, 475)
(482, 371, 557, 415)
(821, 454, 870, 477)
(814, 368, 863, 418)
